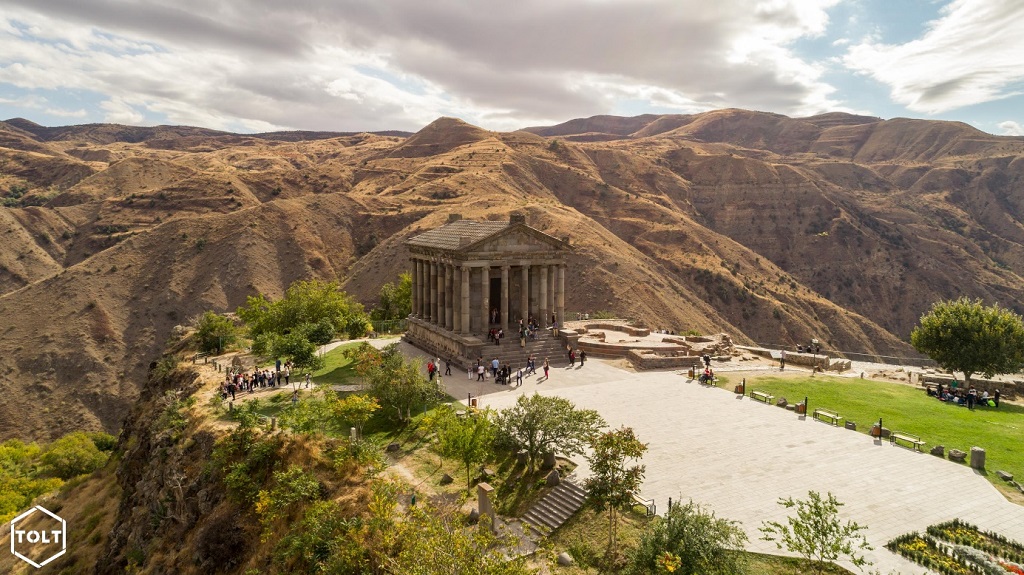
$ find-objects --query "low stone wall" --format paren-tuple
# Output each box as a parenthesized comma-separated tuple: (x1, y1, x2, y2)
(581, 323, 651, 337)
(737, 346, 839, 371)
(627, 349, 700, 370)
(919, 374, 1018, 400)
(405, 319, 483, 369)
(577, 340, 689, 359)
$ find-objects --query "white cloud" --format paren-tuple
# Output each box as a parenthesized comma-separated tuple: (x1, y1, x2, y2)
(843, 0, 1024, 114)
(999, 120, 1024, 136)
(0, 0, 848, 131)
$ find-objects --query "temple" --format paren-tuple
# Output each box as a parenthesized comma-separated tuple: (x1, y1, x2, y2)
(404, 213, 574, 366)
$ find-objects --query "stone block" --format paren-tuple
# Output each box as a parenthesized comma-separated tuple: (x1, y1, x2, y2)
(930, 445, 945, 457)
(386, 442, 401, 453)
(557, 552, 574, 566)
(949, 449, 967, 463)
(776, 397, 788, 407)
(468, 508, 480, 523)
(440, 473, 454, 485)
(996, 470, 1013, 481)
(542, 451, 556, 470)
(546, 468, 560, 487)
(785, 404, 795, 411)
(845, 421, 857, 431)
(970, 446, 986, 470)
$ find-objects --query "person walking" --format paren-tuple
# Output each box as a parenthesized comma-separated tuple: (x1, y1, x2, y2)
(543, 358, 550, 380)
(491, 357, 500, 379)
(779, 349, 786, 371)
(444, 358, 452, 376)
(569, 348, 576, 367)
(305, 372, 311, 388)
(516, 367, 523, 387)
(579, 349, 587, 366)
(477, 364, 485, 382)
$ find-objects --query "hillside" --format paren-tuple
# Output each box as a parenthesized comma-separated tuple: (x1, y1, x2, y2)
(2, 110, 1024, 439)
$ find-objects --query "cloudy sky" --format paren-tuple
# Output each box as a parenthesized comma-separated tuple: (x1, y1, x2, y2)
(1, 0, 1022, 135)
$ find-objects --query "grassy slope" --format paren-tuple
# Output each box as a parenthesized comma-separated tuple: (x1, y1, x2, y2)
(736, 375, 1024, 486)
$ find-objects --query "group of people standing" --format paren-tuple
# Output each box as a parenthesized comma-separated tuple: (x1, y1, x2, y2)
(221, 360, 309, 401)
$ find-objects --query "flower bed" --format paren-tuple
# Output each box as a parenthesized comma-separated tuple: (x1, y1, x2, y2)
(888, 520, 1024, 575)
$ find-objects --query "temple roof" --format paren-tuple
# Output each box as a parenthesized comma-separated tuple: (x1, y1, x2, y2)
(406, 220, 511, 251)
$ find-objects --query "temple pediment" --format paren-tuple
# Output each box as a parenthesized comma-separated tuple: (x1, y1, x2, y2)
(406, 213, 569, 258)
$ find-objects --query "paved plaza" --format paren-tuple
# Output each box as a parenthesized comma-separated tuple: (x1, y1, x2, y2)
(367, 337, 1024, 573)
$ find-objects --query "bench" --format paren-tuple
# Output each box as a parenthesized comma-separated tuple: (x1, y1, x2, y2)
(631, 493, 656, 517)
(890, 431, 925, 451)
(812, 408, 842, 426)
(750, 390, 774, 404)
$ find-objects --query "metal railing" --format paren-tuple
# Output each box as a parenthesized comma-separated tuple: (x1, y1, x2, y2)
(370, 319, 407, 334)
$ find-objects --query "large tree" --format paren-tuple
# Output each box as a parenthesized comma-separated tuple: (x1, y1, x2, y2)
(435, 407, 497, 487)
(370, 272, 412, 322)
(237, 280, 371, 369)
(356, 343, 440, 422)
(494, 393, 605, 471)
(910, 297, 1024, 386)
(585, 426, 647, 562)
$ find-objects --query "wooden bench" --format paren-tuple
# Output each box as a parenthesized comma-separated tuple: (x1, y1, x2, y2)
(890, 431, 925, 451)
(812, 408, 842, 426)
(750, 390, 774, 404)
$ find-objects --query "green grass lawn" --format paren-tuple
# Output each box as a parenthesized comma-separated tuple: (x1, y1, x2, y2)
(310, 341, 363, 384)
(736, 375, 1024, 487)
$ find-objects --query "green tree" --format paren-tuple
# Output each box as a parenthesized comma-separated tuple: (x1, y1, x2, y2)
(628, 500, 747, 575)
(435, 407, 496, 486)
(911, 297, 1024, 387)
(237, 279, 371, 367)
(40, 432, 109, 479)
(370, 272, 413, 321)
(195, 311, 237, 354)
(358, 343, 440, 421)
(584, 426, 647, 561)
(330, 393, 380, 437)
(759, 491, 872, 574)
(494, 393, 605, 471)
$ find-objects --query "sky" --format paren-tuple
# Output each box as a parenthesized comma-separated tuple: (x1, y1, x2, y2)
(0, 0, 1022, 136)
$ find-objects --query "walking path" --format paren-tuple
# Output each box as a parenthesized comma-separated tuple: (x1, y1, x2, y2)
(422, 352, 1024, 574)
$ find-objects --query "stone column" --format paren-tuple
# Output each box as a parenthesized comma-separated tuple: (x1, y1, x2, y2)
(556, 263, 565, 327)
(480, 265, 490, 334)
(520, 265, 530, 325)
(429, 261, 438, 323)
(411, 259, 419, 317)
(539, 265, 548, 328)
(444, 265, 453, 330)
(500, 265, 509, 334)
(437, 262, 445, 327)
(548, 265, 556, 325)
(461, 266, 470, 334)
(453, 266, 461, 333)
(419, 259, 427, 318)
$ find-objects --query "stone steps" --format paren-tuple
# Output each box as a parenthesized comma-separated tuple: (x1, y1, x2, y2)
(521, 481, 587, 532)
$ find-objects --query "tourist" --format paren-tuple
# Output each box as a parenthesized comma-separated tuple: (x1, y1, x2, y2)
(702, 353, 711, 368)
(427, 361, 435, 380)
(980, 390, 990, 406)
(779, 349, 786, 371)
(477, 364, 485, 381)
(491, 357, 500, 379)
(305, 372, 311, 388)
(444, 358, 452, 376)
(468, 365, 473, 380)
(579, 349, 587, 366)
(967, 385, 977, 410)
(284, 366, 290, 387)
(291, 390, 299, 407)
(569, 348, 576, 367)
(994, 389, 1001, 407)
(516, 367, 523, 387)
(543, 358, 550, 379)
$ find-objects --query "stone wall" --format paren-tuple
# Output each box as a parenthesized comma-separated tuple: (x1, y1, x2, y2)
(581, 323, 651, 337)
(919, 374, 1018, 400)
(626, 350, 700, 370)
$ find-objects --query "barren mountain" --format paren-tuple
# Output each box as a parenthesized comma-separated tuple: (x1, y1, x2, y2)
(2, 110, 1024, 439)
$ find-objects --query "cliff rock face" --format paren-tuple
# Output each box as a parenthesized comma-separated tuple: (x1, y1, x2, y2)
(3, 110, 1024, 438)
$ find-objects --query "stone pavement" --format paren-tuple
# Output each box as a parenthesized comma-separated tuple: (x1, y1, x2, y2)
(445, 354, 1024, 575)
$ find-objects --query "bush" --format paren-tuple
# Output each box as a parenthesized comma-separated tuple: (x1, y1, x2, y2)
(628, 500, 747, 575)
(41, 432, 109, 479)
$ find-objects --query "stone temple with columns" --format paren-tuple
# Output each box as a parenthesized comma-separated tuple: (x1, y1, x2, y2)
(404, 213, 578, 368)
